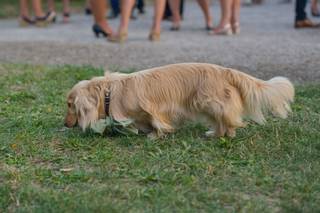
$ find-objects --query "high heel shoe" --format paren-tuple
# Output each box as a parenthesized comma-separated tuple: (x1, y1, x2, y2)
(108, 32, 128, 43)
(205, 25, 213, 31)
(92, 24, 111, 38)
(210, 24, 232, 35)
(35, 11, 55, 27)
(63, 12, 70, 23)
(148, 32, 160, 41)
(231, 22, 240, 35)
(19, 16, 35, 27)
(46, 11, 57, 23)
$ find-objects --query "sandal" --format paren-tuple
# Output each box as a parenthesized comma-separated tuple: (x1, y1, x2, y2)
(148, 31, 160, 41)
(210, 24, 232, 35)
(19, 16, 35, 27)
(108, 32, 128, 43)
(232, 22, 240, 35)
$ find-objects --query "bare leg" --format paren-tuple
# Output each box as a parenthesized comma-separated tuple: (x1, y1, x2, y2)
(212, 0, 232, 34)
(217, 0, 232, 27)
(63, 0, 71, 22)
(149, 0, 166, 40)
(20, 0, 30, 17)
(196, 0, 213, 28)
(118, 0, 135, 34)
(32, 0, 46, 17)
(231, 0, 241, 34)
(231, 0, 241, 24)
(47, 0, 55, 12)
(168, 0, 181, 29)
(86, 0, 91, 8)
(90, 0, 113, 35)
(311, 0, 319, 14)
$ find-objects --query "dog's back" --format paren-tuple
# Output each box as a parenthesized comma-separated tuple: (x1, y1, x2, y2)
(124, 63, 294, 137)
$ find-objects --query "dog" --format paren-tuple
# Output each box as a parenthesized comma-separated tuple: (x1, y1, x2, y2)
(64, 63, 294, 138)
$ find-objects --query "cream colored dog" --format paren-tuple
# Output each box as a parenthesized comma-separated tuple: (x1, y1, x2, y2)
(64, 63, 294, 138)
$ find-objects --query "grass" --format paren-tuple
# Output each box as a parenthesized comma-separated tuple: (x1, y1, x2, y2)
(0, 0, 87, 19)
(0, 63, 320, 212)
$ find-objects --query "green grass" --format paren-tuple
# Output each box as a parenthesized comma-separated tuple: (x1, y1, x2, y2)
(0, 63, 320, 212)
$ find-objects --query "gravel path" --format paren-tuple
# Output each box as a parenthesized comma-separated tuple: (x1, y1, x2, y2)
(0, 1, 319, 83)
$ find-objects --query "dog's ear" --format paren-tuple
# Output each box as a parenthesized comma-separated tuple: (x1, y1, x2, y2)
(74, 90, 99, 131)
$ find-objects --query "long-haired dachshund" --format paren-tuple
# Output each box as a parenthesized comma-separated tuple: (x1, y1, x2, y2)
(64, 63, 294, 138)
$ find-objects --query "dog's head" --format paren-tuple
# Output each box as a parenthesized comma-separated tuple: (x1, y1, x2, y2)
(64, 78, 106, 131)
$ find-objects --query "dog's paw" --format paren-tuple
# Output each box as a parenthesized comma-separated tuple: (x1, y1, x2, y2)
(147, 132, 160, 140)
(204, 130, 216, 138)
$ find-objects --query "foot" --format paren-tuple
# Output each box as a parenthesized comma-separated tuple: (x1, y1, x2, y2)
(294, 19, 320, 28)
(311, 9, 320, 17)
(170, 23, 180, 31)
(210, 24, 232, 35)
(19, 16, 35, 27)
(205, 25, 213, 31)
(108, 31, 128, 43)
(149, 31, 160, 41)
(92, 23, 113, 38)
(63, 12, 70, 23)
(231, 22, 240, 35)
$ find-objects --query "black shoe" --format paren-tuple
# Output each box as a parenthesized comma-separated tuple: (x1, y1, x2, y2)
(19, 16, 35, 27)
(205, 25, 213, 31)
(92, 24, 110, 38)
(107, 12, 118, 19)
(138, 8, 145, 14)
(85, 8, 92, 15)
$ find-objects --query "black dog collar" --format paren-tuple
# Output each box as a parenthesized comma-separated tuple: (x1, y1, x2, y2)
(104, 91, 111, 117)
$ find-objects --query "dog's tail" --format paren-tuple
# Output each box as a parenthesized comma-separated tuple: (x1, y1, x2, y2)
(223, 69, 294, 124)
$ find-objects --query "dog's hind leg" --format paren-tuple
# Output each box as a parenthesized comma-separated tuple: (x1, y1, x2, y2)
(148, 113, 174, 139)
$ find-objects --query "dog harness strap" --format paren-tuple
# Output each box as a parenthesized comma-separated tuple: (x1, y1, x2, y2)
(104, 91, 111, 117)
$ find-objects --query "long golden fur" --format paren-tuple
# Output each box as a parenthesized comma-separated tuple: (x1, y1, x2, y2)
(64, 63, 294, 138)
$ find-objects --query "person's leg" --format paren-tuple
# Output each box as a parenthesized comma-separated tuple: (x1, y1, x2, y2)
(149, 0, 166, 40)
(110, 0, 120, 17)
(90, 0, 113, 35)
(137, 0, 145, 14)
(311, 0, 319, 15)
(295, 0, 319, 28)
(295, 0, 307, 22)
(180, 0, 184, 18)
(168, 0, 181, 29)
(217, 0, 232, 27)
(211, 0, 232, 34)
(20, 0, 30, 17)
(32, 0, 46, 17)
(47, 0, 55, 12)
(118, 0, 135, 33)
(85, 0, 92, 14)
(63, 0, 70, 22)
(19, 0, 36, 26)
(196, 0, 213, 29)
(108, 0, 134, 42)
(231, 0, 241, 34)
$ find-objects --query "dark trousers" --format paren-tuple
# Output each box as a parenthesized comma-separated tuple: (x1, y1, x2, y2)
(109, 0, 145, 16)
(110, 0, 120, 16)
(164, 0, 184, 19)
(136, 0, 144, 13)
(295, 0, 307, 21)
